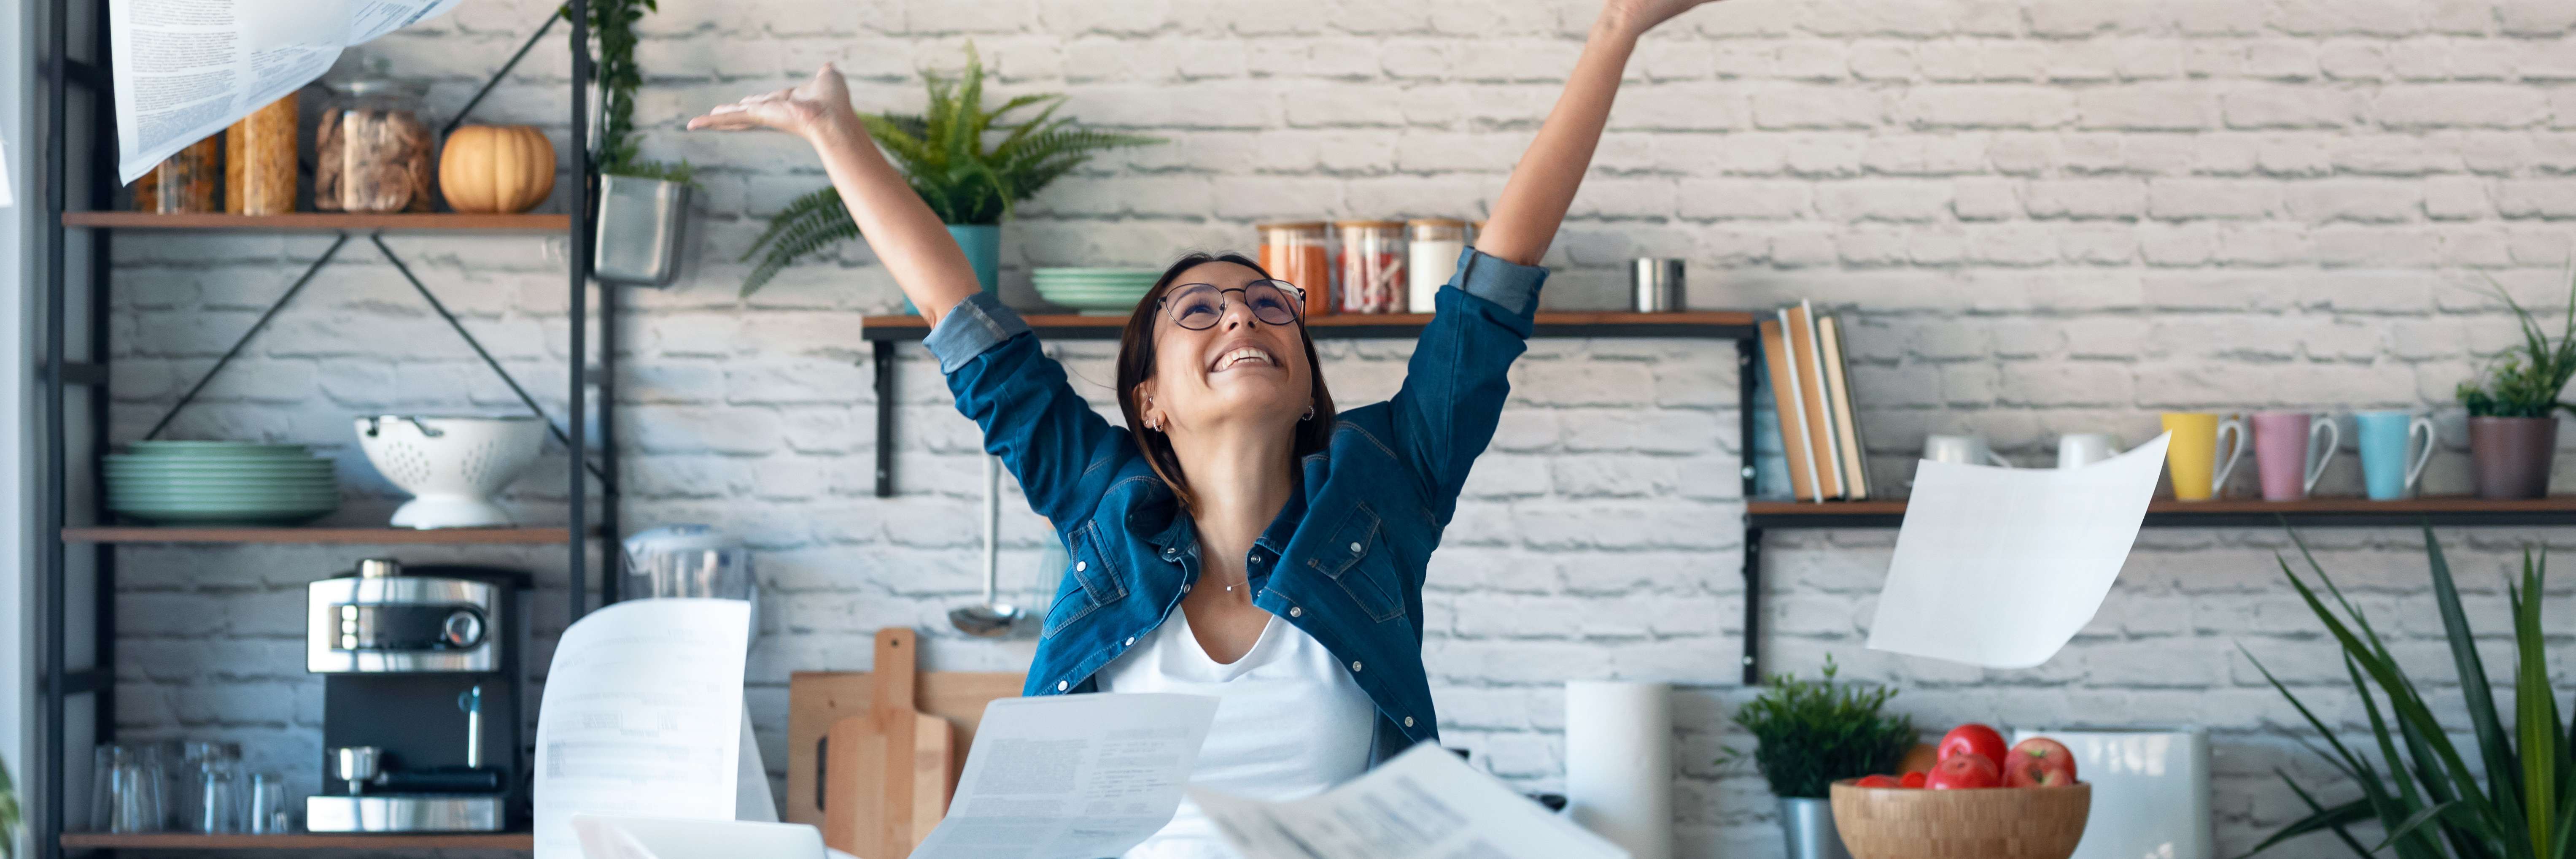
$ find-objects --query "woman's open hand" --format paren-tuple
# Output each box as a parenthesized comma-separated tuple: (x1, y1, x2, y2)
(1600, 0, 1727, 36)
(685, 63, 857, 142)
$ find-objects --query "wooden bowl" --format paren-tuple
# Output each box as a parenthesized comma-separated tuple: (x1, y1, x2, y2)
(1830, 780, 2091, 859)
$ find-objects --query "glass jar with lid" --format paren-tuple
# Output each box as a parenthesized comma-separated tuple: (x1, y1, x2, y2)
(1258, 222, 1332, 319)
(1404, 219, 1469, 313)
(1334, 220, 1407, 315)
(226, 93, 298, 215)
(316, 80, 435, 213)
(135, 135, 222, 213)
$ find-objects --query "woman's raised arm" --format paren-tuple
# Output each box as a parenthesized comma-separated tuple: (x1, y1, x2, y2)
(1476, 0, 1724, 266)
(688, 65, 984, 325)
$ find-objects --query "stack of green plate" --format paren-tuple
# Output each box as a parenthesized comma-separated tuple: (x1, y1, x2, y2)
(105, 441, 339, 525)
(1032, 268, 1161, 315)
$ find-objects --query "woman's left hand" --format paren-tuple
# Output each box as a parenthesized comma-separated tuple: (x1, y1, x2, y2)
(1601, 0, 1727, 36)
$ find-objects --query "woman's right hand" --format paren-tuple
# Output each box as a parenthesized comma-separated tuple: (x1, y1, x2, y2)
(685, 63, 858, 142)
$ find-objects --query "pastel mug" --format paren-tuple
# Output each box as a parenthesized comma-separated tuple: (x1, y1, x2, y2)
(2160, 412, 2246, 501)
(2251, 411, 2341, 501)
(2056, 433, 2122, 469)
(1924, 434, 2013, 467)
(2354, 410, 2436, 500)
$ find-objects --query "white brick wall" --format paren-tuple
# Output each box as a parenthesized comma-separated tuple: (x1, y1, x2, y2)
(108, 0, 2575, 855)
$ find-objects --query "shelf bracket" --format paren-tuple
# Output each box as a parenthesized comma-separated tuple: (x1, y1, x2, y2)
(1736, 338, 1764, 685)
(874, 340, 896, 497)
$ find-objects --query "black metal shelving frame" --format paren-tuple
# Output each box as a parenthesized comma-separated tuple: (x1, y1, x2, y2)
(31, 2, 612, 856)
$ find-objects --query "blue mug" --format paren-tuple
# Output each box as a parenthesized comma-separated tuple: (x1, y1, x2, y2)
(2355, 411, 2436, 500)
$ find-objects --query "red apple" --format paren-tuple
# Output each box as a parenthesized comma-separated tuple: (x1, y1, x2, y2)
(2003, 737, 2079, 787)
(1900, 771, 1927, 789)
(1937, 724, 2008, 767)
(1853, 774, 1902, 789)
(1926, 753, 2000, 790)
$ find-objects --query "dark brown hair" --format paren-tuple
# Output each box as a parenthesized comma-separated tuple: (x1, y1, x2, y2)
(1115, 252, 1337, 512)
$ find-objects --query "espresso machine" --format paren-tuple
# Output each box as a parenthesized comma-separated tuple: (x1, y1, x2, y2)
(305, 559, 531, 832)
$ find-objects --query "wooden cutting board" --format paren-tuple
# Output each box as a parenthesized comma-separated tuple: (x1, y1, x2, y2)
(791, 632, 1022, 857)
(785, 667, 1023, 830)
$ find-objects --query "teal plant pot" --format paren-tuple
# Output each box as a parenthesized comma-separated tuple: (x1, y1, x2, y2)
(906, 223, 1002, 314)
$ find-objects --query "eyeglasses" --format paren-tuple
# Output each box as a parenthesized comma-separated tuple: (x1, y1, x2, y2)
(1160, 280, 1305, 331)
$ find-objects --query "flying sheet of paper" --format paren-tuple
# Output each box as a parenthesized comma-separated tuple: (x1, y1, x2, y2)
(533, 599, 752, 859)
(1866, 432, 2171, 668)
(1194, 743, 1628, 859)
(107, 0, 463, 184)
(570, 815, 831, 859)
(0, 135, 14, 208)
(908, 693, 1222, 859)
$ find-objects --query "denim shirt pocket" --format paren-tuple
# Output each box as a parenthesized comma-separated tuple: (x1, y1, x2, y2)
(1043, 520, 1129, 639)
(1305, 502, 1407, 623)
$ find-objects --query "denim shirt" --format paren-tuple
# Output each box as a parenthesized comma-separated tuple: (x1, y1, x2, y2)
(922, 247, 1547, 762)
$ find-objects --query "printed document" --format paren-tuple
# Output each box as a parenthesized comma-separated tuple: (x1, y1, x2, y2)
(908, 694, 1222, 859)
(1867, 432, 2172, 668)
(1193, 743, 1629, 859)
(533, 600, 752, 859)
(108, 0, 463, 183)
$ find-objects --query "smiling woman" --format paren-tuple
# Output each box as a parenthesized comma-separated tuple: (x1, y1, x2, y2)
(686, 1, 1730, 856)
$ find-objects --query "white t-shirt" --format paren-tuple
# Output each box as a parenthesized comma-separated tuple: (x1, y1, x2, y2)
(1096, 608, 1377, 859)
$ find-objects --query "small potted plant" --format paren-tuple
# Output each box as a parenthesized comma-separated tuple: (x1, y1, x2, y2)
(1730, 658, 1916, 859)
(582, 0, 698, 286)
(738, 44, 1159, 299)
(2456, 271, 2576, 499)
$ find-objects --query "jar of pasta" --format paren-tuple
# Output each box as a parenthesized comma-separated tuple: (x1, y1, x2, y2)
(226, 93, 297, 215)
(1258, 222, 1331, 319)
(135, 135, 222, 213)
(317, 80, 435, 213)
(1405, 219, 1468, 313)
(1334, 220, 1406, 315)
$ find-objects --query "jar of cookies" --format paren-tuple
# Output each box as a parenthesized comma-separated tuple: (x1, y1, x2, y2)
(316, 80, 435, 213)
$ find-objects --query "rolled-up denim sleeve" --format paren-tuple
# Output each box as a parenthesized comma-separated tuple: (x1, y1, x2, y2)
(924, 291, 1032, 373)
(1385, 248, 1546, 523)
(924, 292, 1133, 526)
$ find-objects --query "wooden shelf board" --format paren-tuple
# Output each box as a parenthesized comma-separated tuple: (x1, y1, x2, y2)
(63, 526, 573, 544)
(62, 211, 569, 232)
(60, 832, 533, 850)
(860, 310, 1759, 340)
(1749, 495, 2576, 529)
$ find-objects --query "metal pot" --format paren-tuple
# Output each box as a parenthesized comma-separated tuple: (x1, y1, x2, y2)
(594, 173, 690, 286)
(1780, 796, 1854, 859)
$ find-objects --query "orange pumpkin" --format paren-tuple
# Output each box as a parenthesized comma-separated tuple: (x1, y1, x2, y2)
(438, 125, 556, 213)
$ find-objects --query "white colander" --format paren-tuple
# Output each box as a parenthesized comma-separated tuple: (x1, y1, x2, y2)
(354, 415, 547, 529)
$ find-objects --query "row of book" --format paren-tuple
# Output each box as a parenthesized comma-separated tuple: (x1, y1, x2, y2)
(1759, 300, 1871, 501)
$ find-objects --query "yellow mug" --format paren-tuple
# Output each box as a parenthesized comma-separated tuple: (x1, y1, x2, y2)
(2161, 412, 2247, 501)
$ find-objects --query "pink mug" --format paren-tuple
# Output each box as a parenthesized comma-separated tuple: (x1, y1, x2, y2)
(2253, 411, 2341, 501)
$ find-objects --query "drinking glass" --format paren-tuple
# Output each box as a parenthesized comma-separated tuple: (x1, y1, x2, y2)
(193, 756, 243, 833)
(88, 743, 165, 833)
(246, 772, 292, 834)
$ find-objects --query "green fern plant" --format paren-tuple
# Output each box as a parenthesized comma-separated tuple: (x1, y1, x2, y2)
(738, 44, 1161, 295)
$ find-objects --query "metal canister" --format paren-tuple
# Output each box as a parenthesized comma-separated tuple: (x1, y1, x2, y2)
(1631, 258, 1685, 313)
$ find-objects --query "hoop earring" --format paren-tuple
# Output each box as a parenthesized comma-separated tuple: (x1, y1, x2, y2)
(1301, 405, 1315, 421)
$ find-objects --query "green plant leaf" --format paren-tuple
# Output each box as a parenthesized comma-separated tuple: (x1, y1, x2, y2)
(2375, 802, 2462, 854)
(2514, 552, 2559, 854)
(2238, 774, 2374, 859)
(2422, 526, 2529, 824)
